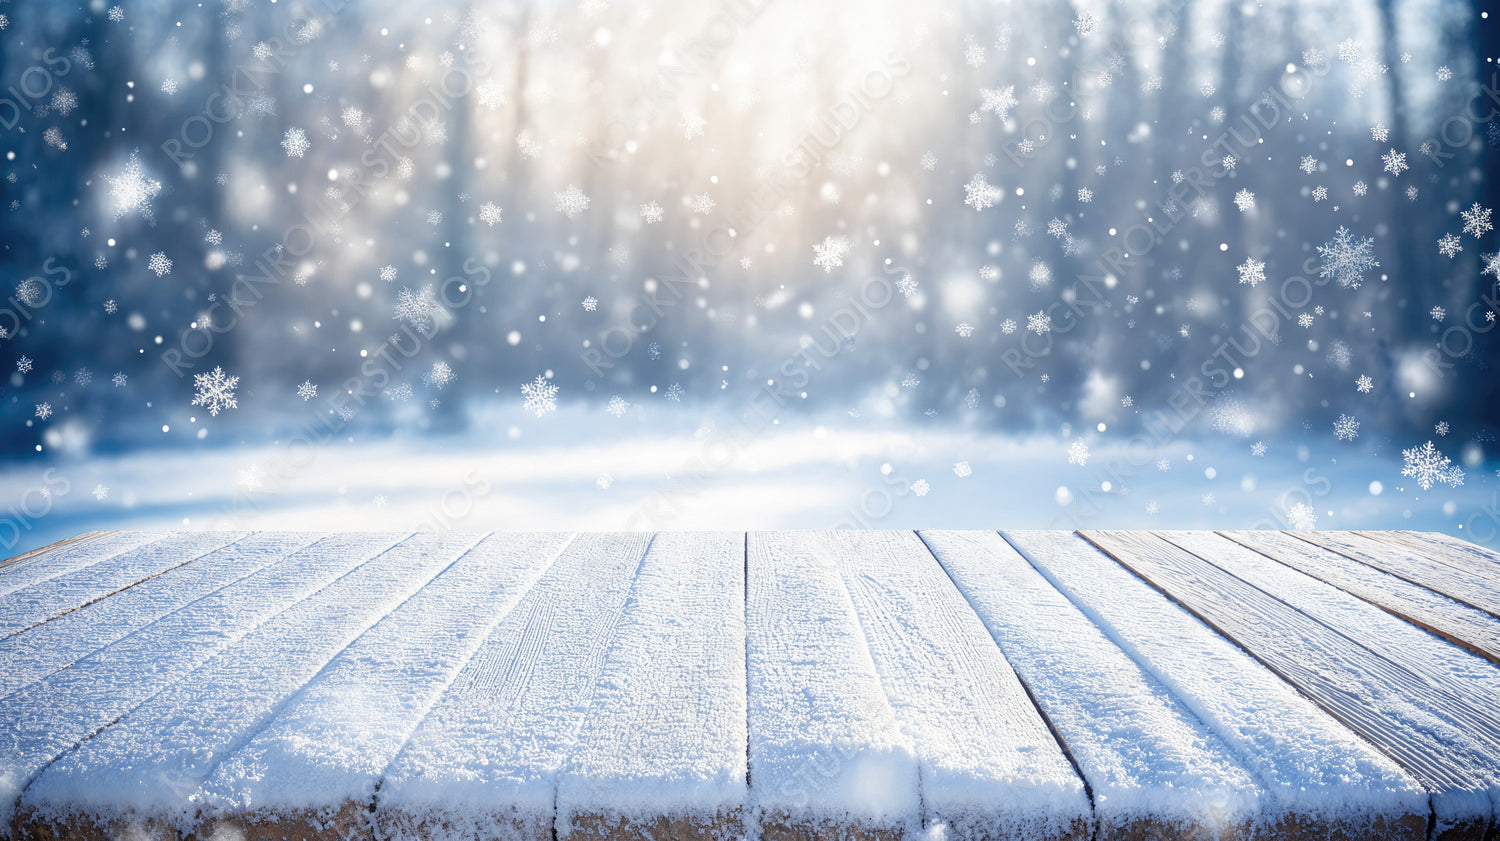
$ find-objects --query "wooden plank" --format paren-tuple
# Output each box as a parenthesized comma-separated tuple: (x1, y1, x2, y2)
(1004, 531, 1431, 841)
(375, 533, 653, 841)
(1359, 531, 1500, 586)
(0, 531, 249, 637)
(557, 532, 747, 841)
(921, 529, 1270, 840)
(745, 531, 920, 841)
(18, 532, 490, 841)
(1162, 532, 1500, 745)
(189, 533, 573, 841)
(1292, 531, 1500, 620)
(0, 532, 404, 836)
(826, 531, 1091, 841)
(1082, 530, 1500, 841)
(0, 531, 168, 598)
(0, 532, 324, 699)
(1220, 530, 1500, 667)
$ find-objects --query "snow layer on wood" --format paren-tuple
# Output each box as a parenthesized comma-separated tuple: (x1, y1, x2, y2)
(1164, 531, 1500, 719)
(745, 531, 920, 836)
(375, 533, 653, 841)
(1003, 531, 1430, 827)
(0, 531, 161, 598)
(198, 533, 574, 818)
(1079, 530, 1491, 837)
(556, 532, 747, 835)
(20, 532, 465, 835)
(920, 529, 1263, 837)
(1361, 531, 1500, 587)
(1222, 530, 1500, 665)
(0, 531, 246, 636)
(0, 532, 400, 837)
(1294, 531, 1500, 619)
(0, 532, 313, 698)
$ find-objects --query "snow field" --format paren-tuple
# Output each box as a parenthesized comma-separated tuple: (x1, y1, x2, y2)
(556, 532, 747, 838)
(745, 531, 921, 839)
(1364, 531, 1500, 590)
(1294, 531, 1500, 619)
(919, 529, 1265, 839)
(1003, 531, 1432, 837)
(0, 532, 405, 837)
(374, 533, 654, 841)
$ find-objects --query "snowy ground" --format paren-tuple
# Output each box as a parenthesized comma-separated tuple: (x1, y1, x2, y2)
(2, 404, 1494, 559)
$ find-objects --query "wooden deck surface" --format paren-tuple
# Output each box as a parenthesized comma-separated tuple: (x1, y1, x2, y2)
(1, 530, 1499, 841)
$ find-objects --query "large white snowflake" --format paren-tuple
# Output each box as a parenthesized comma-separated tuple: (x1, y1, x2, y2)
(1236, 257, 1265, 287)
(104, 151, 162, 223)
(296, 380, 318, 401)
(1400, 440, 1464, 490)
(812, 235, 850, 273)
(1286, 502, 1317, 530)
(963, 174, 1001, 211)
(1437, 233, 1463, 259)
(478, 202, 502, 227)
(1381, 148, 1407, 176)
(979, 85, 1017, 120)
(1067, 439, 1090, 466)
(1027, 310, 1051, 334)
(191, 366, 240, 416)
(554, 185, 591, 218)
(1333, 414, 1359, 441)
(147, 252, 173, 276)
(606, 395, 631, 417)
(1316, 226, 1379, 289)
(282, 127, 310, 157)
(1233, 189, 1255, 212)
(521, 374, 559, 418)
(393, 285, 441, 329)
(1460, 203, 1492, 238)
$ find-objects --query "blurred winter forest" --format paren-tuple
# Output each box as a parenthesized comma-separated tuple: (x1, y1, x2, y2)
(0, 0, 1498, 548)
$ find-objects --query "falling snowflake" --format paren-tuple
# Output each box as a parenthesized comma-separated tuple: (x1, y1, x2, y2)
(1406, 185, 1419, 201)
(640, 201, 663, 224)
(1436, 66, 1452, 81)
(1077, 187, 1093, 203)
(910, 479, 930, 497)
(647, 342, 662, 360)
(896, 275, 919, 298)
(979, 86, 1017, 120)
(1381, 148, 1407, 176)
(1067, 439, 1090, 466)
(901, 373, 920, 388)
(112, 372, 127, 388)
(812, 235, 851, 273)
(92, 483, 109, 501)
(1435, 421, 1450, 437)
(108, 5, 123, 21)
(1316, 226, 1380, 289)
(1286, 502, 1318, 530)
(147, 252, 173, 276)
(1251, 441, 1268, 457)
(1352, 181, 1368, 197)
(1431, 306, 1446, 321)
(919, 152, 936, 171)
(1297, 312, 1315, 328)
(1027, 310, 1051, 334)
(385, 383, 414, 402)
(555, 185, 591, 218)
(35, 403, 52, 420)
(1483, 252, 1500, 278)
(1356, 375, 1374, 393)
(1437, 233, 1463, 259)
(955, 322, 974, 337)
(424, 361, 455, 389)
(665, 382, 684, 402)
(690, 193, 716, 215)
(1333, 414, 1360, 441)
(282, 127, 310, 157)
(1221, 154, 1235, 170)
(1371, 123, 1389, 142)
(191, 366, 240, 416)
(521, 374, 559, 418)
(1233, 189, 1255, 211)
(393, 285, 441, 329)
(1299, 156, 1319, 174)
(953, 461, 972, 478)
(478, 202, 502, 227)
(1401, 440, 1464, 490)
(964, 174, 1001, 211)
(606, 395, 631, 417)
(1460, 203, 1493, 238)
(1311, 186, 1328, 202)
(296, 380, 318, 401)
(1073, 12, 1098, 36)
(1237, 257, 1266, 287)
(16, 280, 44, 306)
(104, 151, 162, 222)
(17, 356, 32, 373)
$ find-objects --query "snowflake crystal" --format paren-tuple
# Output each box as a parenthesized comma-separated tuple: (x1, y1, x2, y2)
(191, 366, 240, 416)
(521, 374, 559, 418)
(1316, 226, 1379, 289)
(1400, 440, 1464, 490)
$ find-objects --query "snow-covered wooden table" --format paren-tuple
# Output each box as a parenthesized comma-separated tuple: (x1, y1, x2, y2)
(2, 531, 1499, 841)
